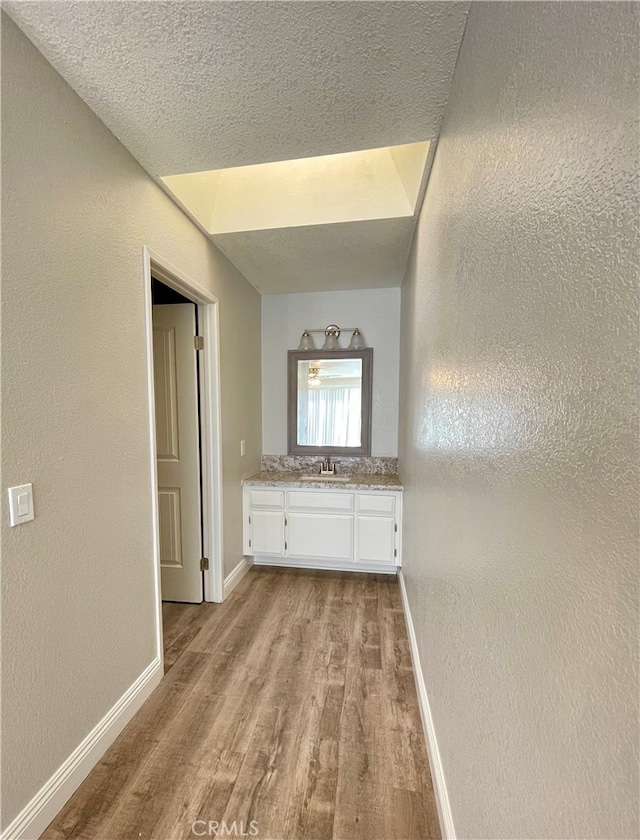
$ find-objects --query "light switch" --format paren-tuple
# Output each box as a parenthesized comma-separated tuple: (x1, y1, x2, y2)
(240, 440, 246, 457)
(8, 483, 34, 526)
(17, 492, 29, 517)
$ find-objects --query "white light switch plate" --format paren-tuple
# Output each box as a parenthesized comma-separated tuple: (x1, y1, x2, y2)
(240, 440, 246, 456)
(8, 483, 34, 526)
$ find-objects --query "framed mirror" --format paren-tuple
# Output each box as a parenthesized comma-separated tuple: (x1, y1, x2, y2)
(288, 348, 373, 456)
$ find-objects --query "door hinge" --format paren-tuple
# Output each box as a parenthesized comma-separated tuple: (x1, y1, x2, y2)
(200, 557, 209, 571)
(249, 515, 252, 525)
(394, 548, 397, 558)
(248, 539, 251, 549)
(284, 541, 288, 551)
(284, 516, 288, 526)
(394, 523, 398, 533)
(194, 335, 204, 350)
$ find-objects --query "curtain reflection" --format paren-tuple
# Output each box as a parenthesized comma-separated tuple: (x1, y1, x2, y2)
(305, 387, 361, 446)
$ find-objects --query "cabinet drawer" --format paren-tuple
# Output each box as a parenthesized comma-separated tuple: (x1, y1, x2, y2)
(249, 489, 285, 508)
(287, 491, 354, 512)
(357, 493, 396, 515)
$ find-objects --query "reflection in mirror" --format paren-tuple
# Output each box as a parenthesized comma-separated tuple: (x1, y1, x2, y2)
(288, 349, 372, 456)
(297, 358, 363, 447)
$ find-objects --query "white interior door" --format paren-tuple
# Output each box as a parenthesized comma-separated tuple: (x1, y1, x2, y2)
(152, 303, 203, 603)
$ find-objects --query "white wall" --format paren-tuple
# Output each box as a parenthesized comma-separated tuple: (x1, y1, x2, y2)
(1, 15, 261, 831)
(262, 288, 401, 457)
(399, 3, 638, 839)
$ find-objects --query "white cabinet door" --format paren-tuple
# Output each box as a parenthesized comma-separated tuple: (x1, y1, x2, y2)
(356, 515, 396, 564)
(287, 513, 354, 561)
(251, 510, 285, 555)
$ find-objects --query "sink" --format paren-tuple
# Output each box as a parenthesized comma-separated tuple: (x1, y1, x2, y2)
(299, 475, 351, 483)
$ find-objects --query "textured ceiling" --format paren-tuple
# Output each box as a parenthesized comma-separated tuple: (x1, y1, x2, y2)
(5, 1, 470, 293)
(212, 217, 417, 295)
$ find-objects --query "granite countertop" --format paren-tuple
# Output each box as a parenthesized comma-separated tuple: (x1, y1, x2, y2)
(243, 471, 403, 491)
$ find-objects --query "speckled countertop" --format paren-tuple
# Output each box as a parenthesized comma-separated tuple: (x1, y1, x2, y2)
(243, 471, 403, 491)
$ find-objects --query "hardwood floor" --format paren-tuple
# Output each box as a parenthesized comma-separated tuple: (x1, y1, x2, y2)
(41, 568, 440, 840)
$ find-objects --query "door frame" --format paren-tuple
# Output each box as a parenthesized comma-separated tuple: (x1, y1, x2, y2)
(143, 245, 224, 650)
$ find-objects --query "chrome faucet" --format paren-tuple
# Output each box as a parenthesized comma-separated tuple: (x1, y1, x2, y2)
(320, 456, 335, 475)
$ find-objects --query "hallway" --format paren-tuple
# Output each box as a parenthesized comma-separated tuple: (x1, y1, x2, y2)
(3, 3, 638, 837)
(40, 569, 440, 840)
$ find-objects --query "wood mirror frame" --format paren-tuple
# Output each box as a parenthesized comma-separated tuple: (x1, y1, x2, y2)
(287, 348, 373, 457)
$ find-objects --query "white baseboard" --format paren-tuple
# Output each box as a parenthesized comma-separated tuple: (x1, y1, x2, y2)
(397, 571, 456, 840)
(1, 657, 162, 840)
(223, 556, 254, 598)
(253, 556, 397, 575)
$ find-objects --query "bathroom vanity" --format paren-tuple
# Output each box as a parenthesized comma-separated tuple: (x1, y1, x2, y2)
(242, 471, 403, 574)
(245, 331, 402, 573)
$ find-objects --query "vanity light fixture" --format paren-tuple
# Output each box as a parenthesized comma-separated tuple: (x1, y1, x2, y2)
(296, 324, 366, 351)
(348, 328, 366, 350)
(322, 324, 341, 351)
(297, 330, 315, 351)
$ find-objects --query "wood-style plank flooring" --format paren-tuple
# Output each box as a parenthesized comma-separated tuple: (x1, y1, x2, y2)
(41, 568, 440, 840)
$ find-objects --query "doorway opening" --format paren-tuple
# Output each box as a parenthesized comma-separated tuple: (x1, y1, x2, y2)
(143, 247, 224, 666)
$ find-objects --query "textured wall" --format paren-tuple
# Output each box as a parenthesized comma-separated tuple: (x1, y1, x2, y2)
(262, 288, 401, 456)
(399, 3, 639, 839)
(1, 15, 261, 829)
